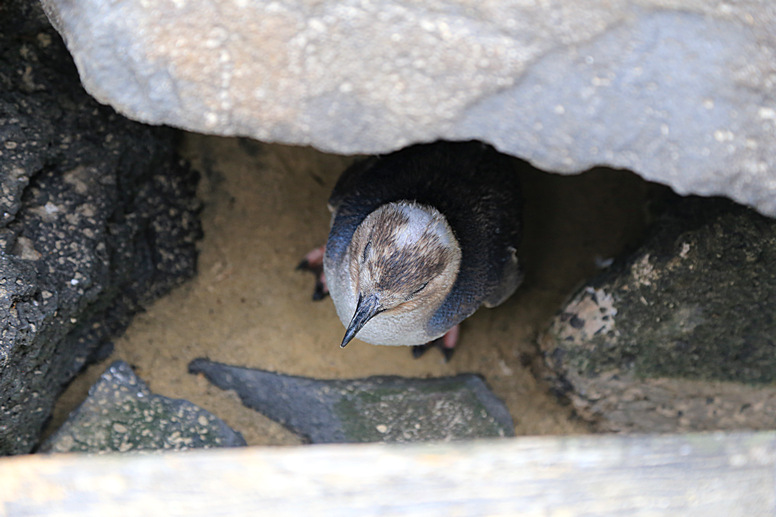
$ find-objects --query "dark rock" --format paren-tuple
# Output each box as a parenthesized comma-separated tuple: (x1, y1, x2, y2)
(0, 1, 201, 455)
(189, 358, 515, 443)
(541, 197, 776, 432)
(40, 361, 245, 453)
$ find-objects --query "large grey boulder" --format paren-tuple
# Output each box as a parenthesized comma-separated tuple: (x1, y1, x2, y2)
(0, 1, 201, 455)
(541, 197, 776, 433)
(40, 0, 776, 215)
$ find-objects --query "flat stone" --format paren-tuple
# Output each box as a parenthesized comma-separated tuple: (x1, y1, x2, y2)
(40, 361, 245, 453)
(40, 0, 776, 215)
(189, 358, 514, 443)
(541, 196, 776, 433)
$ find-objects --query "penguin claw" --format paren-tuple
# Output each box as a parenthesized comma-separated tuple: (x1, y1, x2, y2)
(311, 279, 328, 301)
(410, 340, 455, 362)
(297, 245, 329, 301)
(411, 343, 432, 359)
(411, 325, 459, 362)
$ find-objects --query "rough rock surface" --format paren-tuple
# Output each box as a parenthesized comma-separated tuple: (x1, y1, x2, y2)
(40, 361, 245, 453)
(40, 0, 776, 215)
(541, 197, 776, 433)
(189, 358, 515, 443)
(0, 1, 201, 455)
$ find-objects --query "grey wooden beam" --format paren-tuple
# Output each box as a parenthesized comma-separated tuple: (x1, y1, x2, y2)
(1, 432, 774, 516)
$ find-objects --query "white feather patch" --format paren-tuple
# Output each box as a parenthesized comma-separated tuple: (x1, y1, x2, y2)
(392, 202, 453, 249)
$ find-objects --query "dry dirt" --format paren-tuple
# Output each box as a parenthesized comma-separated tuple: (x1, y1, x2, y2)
(48, 134, 654, 446)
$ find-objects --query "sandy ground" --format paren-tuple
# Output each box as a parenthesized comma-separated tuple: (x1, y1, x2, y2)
(47, 134, 654, 446)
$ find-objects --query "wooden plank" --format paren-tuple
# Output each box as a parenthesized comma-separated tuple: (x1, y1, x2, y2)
(1, 432, 774, 516)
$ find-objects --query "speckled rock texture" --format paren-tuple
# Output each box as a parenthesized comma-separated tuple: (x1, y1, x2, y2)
(0, 1, 201, 455)
(40, 0, 776, 215)
(189, 358, 515, 443)
(541, 197, 776, 433)
(40, 361, 245, 453)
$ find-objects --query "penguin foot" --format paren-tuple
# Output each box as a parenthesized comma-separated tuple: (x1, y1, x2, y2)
(411, 342, 434, 359)
(411, 325, 460, 362)
(297, 245, 329, 301)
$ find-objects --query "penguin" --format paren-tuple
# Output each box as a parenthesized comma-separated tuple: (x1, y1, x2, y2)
(299, 140, 523, 359)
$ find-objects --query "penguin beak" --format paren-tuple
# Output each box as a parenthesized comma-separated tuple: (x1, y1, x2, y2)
(341, 293, 381, 348)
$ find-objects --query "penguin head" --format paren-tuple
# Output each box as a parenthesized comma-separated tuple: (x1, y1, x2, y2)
(340, 201, 461, 348)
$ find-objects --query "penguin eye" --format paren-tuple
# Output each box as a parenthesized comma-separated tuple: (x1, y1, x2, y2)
(362, 241, 371, 263)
